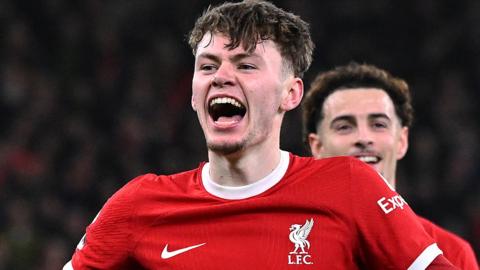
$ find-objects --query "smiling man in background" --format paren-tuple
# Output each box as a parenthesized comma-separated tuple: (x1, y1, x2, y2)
(302, 62, 478, 269)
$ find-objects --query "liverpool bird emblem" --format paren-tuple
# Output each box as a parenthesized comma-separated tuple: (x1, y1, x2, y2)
(289, 218, 314, 254)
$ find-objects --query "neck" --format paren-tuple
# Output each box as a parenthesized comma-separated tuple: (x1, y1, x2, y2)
(390, 178, 397, 189)
(381, 170, 397, 190)
(207, 140, 281, 187)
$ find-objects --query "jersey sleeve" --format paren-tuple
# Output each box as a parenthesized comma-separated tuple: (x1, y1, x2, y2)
(348, 158, 443, 269)
(442, 232, 479, 270)
(419, 216, 479, 270)
(64, 174, 150, 270)
(456, 243, 479, 270)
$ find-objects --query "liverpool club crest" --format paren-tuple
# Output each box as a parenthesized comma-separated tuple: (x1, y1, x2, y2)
(288, 218, 314, 265)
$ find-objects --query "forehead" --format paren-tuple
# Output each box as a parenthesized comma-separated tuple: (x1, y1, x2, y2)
(323, 88, 397, 119)
(195, 32, 280, 59)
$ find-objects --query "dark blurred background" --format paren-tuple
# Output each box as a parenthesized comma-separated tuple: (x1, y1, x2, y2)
(0, 0, 479, 268)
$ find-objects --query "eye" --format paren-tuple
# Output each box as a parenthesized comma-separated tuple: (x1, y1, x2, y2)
(199, 64, 217, 73)
(333, 123, 353, 134)
(238, 63, 256, 70)
(372, 121, 388, 130)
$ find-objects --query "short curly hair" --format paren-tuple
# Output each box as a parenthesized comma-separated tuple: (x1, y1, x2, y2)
(188, 0, 314, 78)
(302, 62, 413, 146)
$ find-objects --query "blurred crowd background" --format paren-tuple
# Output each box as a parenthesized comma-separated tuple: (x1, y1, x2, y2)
(0, 0, 479, 268)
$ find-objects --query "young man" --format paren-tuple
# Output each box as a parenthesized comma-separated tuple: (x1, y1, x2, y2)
(303, 62, 478, 269)
(64, 1, 457, 269)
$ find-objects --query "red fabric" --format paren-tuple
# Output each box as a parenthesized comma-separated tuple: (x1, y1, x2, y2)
(426, 255, 461, 270)
(68, 154, 443, 269)
(419, 217, 479, 270)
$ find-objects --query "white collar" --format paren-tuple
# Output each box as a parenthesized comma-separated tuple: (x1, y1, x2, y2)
(201, 150, 290, 200)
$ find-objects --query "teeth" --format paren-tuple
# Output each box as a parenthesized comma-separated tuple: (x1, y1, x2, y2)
(210, 97, 243, 108)
(357, 156, 379, 163)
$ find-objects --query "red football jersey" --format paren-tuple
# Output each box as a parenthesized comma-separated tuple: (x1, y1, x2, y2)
(65, 152, 443, 269)
(418, 216, 479, 270)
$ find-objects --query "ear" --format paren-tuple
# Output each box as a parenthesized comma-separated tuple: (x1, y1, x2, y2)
(191, 94, 197, 111)
(308, 133, 322, 158)
(396, 126, 409, 160)
(280, 77, 303, 111)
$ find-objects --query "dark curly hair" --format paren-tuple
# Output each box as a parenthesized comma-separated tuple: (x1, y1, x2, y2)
(302, 62, 414, 146)
(188, 0, 314, 78)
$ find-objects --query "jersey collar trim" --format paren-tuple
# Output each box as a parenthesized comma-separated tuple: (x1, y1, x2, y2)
(201, 150, 290, 200)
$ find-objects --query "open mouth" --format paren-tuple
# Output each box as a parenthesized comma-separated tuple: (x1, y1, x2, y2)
(355, 155, 381, 165)
(208, 97, 246, 123)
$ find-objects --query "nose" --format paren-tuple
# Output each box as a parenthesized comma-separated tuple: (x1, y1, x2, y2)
(211, 64, 235, 88)
(354, 126, 373, 149)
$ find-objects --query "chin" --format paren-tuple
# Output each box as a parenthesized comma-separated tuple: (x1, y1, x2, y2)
(207, 141, 245, 155)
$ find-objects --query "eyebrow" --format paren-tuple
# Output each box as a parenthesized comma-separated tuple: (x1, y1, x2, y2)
(329, 115, 355, 128)
(368, 113, 391, 122)
(196, 52, 221, 63)
(329, 113, 391, 127)
(196, 52, 261, 63)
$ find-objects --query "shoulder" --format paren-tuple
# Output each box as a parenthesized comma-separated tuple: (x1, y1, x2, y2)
(286, 155, 396, 205)
(96, 167, 201, 219)
(286, 155, 348, 184)
(83, 169, 201, 240)
(418, 216, 471, 248)
(294, 155, 387, 184)
(93, 174, 159, 221)
(291, 154, 377, 172)
(289, 154, 361, 175)
(287, 154, 386, 189)
(115, 167, 202, 197)
(418, 216, 478, 265)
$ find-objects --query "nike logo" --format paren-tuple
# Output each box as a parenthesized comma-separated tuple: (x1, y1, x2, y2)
(161, 243, 206, 259)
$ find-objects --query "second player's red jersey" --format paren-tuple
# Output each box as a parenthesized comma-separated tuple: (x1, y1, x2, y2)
(418, 216, 478, 270)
